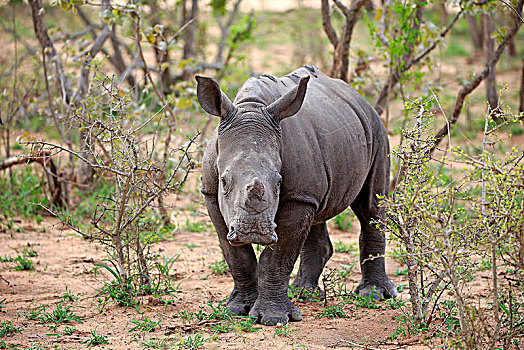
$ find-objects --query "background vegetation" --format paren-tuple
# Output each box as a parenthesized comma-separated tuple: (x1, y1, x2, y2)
(0, 0, 523, 348)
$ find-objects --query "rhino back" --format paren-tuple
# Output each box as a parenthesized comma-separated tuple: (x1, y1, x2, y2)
(276, 67, 387, 222)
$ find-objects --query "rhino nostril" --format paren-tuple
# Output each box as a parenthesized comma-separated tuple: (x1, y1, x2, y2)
(227, 229, 238, 241)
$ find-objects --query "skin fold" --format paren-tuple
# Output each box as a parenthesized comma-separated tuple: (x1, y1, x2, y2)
(198, 65, 397, 326)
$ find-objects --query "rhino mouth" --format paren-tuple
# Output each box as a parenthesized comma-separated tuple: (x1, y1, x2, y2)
(227, 216, 278, 246)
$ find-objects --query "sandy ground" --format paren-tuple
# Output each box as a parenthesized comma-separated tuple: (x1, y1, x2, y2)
(0, 186, 430, 349)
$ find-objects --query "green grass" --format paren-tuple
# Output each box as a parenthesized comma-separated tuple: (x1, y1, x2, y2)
(330, 209, 354, 232)
(13, 255, 34, 271)
(33, 302, 83, 325)
(129, 316, 161, 333)
(333, 240, 357, 253)
(184, 218, 211, 233)
(140, 337, 171, 348)
(231, 317, 260, 333)
(82, 329, 109, 347)
(443, 41, 470, 58)
(0, 248, 36, 271)
(206, 299, 231, 321)
(337, 263, 355, 280)
(177, 332, 207, 349)
(315, 303, 346, 319)
(395, 267, 408, 275)
(0, 166, 50, 230)
(274, 323, 293, 337)
(209, 260, 229, 275)
(345, 288, 381, 309)
(0, 321, 23, 337)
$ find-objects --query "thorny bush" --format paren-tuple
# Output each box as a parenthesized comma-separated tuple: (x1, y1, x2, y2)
(382, 97, 524, 348)
(24, 70, 197, 304)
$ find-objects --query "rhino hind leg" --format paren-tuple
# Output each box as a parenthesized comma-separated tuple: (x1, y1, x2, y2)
(290, 223, 333, 301)
(350, 145, 398, 300)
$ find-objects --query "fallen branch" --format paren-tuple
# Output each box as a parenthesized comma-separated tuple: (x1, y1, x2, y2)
(0, 150, 66, 207)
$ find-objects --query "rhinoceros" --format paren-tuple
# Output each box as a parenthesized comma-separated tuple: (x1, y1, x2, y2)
(197, 65, 397, 326)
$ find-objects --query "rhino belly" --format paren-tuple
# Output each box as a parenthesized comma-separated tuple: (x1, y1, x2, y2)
(280, 99, 373, 222)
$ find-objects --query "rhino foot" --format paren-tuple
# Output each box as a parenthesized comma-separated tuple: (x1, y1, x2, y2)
(226, 289, 258, 316)
(354, 277, 398, 300)
(248, 298, 302, 326)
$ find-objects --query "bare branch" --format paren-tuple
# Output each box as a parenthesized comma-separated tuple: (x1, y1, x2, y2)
(430, 0, 524, 154)
(321, 0, 339, 47)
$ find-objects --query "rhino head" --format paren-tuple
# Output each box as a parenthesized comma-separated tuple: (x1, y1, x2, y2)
(196, 75, 310, 246)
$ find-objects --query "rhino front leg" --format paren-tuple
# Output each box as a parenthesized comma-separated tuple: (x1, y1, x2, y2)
(291, 222, 333, 300)
(249, 202, 315, 326)
(204, 195, 258, 315)
(351, 147, 397, 300)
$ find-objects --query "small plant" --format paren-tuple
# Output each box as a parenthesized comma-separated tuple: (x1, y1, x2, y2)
(385, 297, 406, 309)
(184, 243, 199, 251)
(209, 260, 229, 275)
(288, 285, 323, 302)
(337, 263, 355, 280)
(331, 209, 353, 231)
(345, 287, 381, 309)
(177, 332, 207, 349)
(210, 322, 233, 333)
(390, 314, 428, 340)
(206, 299, 231, 321)
(22, 246, 38, 257)
(315, 302, 346, 319)
(273, 322, 293, 337)
(394, 267, 408, 276)
(61, 326, 75, 335)
(333, 241, 357, 253)
(13, 254, 34, 271)
(82, 329, 109, 347)
(0, 298, 6, 311)
(178, 310, 195, 324)
(61, 286, 80, 302)
(129, 316, 161, 333)
(93, 297, 109, 314)
(0, 321, 23, 337)
(232, 317, 260, 333)
(24, 305, 44, 321)
(477, 259, 492, 272)
(38, 302, 83, 324)
(141, 336, 171, 348)
(184, 219, 210, 233)
(156, 252, 179, 277)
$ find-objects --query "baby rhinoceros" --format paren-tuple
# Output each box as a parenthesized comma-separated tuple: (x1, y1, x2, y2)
(197, 65, 397, 326)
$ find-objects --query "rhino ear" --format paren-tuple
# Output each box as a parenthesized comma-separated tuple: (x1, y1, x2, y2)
(266, 75, 309, 121)
(195, 75, 236, 118)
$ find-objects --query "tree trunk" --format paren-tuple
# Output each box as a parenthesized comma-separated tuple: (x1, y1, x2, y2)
(519, 54, 524, 113)
(324, 0, 368, 83)
(182, 0, 198, 80)
(466, 13, 483, 51)
(483, 13, 498, 112)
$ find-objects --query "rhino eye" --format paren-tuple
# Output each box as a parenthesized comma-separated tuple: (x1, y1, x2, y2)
(274, 174, 282, 194)
(220, 174, 232, 194)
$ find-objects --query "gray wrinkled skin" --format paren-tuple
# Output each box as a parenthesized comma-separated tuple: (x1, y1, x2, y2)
(197, 66, 397, 326)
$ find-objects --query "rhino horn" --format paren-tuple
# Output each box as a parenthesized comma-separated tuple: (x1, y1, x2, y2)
(195, 75, 236, 118)
(247, 177, 265, 200)
(266, 75, 309, 121)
